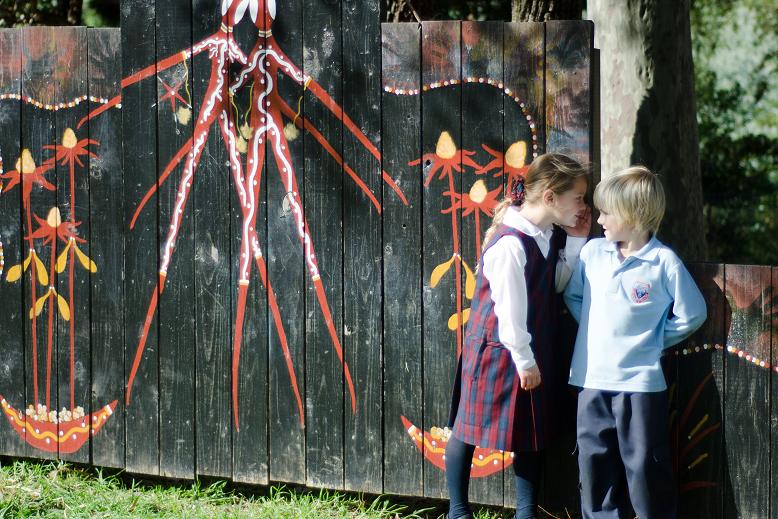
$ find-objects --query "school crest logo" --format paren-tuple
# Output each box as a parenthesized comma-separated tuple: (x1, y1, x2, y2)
(631, 281, 651, 303)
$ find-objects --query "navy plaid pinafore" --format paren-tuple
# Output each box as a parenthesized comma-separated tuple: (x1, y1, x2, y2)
(449, 224, 566, 452)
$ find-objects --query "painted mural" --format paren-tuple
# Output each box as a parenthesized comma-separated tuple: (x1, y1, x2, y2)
(0, 28, 119, 454)
(85, 0, 408, 432)
(0, 2, 776, 514)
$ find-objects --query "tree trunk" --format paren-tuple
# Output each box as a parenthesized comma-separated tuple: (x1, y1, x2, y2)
(511, 0, 583, 21)
(588, 0, 706, 260)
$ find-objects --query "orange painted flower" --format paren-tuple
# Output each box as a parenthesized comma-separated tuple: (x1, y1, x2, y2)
(409, 131, 481, 186)
(478, 140, 529, 188)
(442, 179, 502, 218)
(43, 128, 98, 170)
(29, 207, 84, 247)
(27, 207, 95, 275)
(0, 149, 55, 208)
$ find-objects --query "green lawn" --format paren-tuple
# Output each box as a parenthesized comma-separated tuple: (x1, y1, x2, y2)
(0, 459, 524, 518)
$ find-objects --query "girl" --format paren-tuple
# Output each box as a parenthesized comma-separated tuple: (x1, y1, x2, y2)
(446, 153, 590, 519)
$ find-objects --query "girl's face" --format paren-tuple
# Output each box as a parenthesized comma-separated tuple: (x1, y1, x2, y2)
(597, 210, 629, 242)
(550, 177, 588, 227)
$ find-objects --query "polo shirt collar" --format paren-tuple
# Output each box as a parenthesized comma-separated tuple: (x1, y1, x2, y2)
(605, 235, 660, 261)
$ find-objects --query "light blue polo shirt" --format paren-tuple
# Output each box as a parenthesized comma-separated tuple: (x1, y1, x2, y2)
(564, 237, 707, 392)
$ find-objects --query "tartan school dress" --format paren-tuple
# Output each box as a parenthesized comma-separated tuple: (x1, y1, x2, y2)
(449, 223, 567, 452)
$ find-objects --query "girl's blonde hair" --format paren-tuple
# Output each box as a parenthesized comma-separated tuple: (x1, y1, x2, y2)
(482, 153, 588, 251)
(594, 166, 665, 234)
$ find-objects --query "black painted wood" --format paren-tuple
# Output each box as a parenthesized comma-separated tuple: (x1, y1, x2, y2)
(677, 263, 726, 518)
(460, 19, 505, 507)
(0, 28, 27, 458)
(380, 21, 424, 498)
(122, 0, 160, 475)
(267, 0, 306, 485)
(723, 264, 771, 518)
(421, 20, 461, 500)
(302, 0, 345, 490)
(770, 267, 777, 519)
(54, 26, 90, 465)
(230, 5, 269, 486)
(544, 20, 593, 165)
(21, 25, 59, 461)
(342, 0, 383, 494)
(156, 0, 195, 480)
(87, 27, 125, 469)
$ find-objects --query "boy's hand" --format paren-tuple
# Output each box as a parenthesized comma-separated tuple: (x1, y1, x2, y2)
(518, 365, 541, 390)
(563, 205, 591, 238)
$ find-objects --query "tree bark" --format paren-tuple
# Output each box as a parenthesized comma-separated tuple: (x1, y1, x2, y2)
(511, 0, 583, 21)
(588, 0, 706, 260)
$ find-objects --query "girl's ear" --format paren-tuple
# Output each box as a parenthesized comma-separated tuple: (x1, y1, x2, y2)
(542, 188, 555, 206)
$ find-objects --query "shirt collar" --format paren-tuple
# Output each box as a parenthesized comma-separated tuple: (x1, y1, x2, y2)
(604, 235, 660, 261)
(503, 206, 553, 238)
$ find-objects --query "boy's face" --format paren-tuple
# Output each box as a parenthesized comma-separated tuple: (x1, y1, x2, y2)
(597, 210, 631, 242)
(551, 177, 588, 227)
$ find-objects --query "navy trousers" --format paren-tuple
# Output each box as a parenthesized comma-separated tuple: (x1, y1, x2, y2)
(577, 388, 676, 519)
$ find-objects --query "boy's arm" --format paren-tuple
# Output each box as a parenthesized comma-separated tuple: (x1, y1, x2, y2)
(563, 250, 586, 323)
(555, 236, 588, 292)
(664, 263, 707, 348)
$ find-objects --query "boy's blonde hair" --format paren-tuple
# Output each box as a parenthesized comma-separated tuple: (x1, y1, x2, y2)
(594, 166, 665, 234)
(482, 153, 588, 251)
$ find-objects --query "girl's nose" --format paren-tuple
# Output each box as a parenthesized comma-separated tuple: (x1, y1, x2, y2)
(596, 213, 605, 225)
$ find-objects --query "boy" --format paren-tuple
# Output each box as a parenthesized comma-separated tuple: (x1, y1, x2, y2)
(563, 166, 706, 519)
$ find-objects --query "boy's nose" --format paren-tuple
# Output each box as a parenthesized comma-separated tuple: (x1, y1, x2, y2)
(596, 214, 604, 225)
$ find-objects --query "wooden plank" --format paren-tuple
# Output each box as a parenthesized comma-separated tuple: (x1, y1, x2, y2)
(771, 267, 777, 519)
(460, 20, 504, 507)
(54, 26, 91, 464)
(87, 28, 125, 469)
(21, 25, 59, 461)
(502, 21, 546, 511)
(122, 0, 160, 475)
(541, 21, 593, 515)
(675, 263, 726, 518)
(267, 0, 306, 485)
(421, 20, 461, 500)
(544, 20, 593, 164)
(380, 21, 423, 498)
(0, 27, 28, 458)
(342, 0, 383, 494)
(504, 21, 545, 161)
(303, 0, 345, 490)
(156, 0, 195, 479)
(230, 5, 269, 486)
(722, 264, 771, 518)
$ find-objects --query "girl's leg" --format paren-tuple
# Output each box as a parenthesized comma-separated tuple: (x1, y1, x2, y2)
(513, 450, 541, 519)
(445, 435, 475, 518)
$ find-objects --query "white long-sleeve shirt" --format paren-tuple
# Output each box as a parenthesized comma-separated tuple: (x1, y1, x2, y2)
(482, 207, 587, 372)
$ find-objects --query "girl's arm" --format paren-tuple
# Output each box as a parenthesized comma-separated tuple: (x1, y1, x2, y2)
(563, 250, 587, 322)
(556, 206, 591, 292)
(664, 263, 707, 348)
(555, 236, 588, 292)
(482, 236, 536, 372)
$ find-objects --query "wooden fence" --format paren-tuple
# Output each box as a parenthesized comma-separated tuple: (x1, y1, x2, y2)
(0, 3, 776, 517)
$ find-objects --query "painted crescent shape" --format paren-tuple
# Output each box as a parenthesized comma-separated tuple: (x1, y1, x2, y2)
(235, 0, 250, 23)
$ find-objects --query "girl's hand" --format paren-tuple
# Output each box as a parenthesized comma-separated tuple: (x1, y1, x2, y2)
(563, 205, 591, 238)
(518, 365, 541, 390)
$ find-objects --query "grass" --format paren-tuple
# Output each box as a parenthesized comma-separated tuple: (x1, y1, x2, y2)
(0, 459, 520, 518)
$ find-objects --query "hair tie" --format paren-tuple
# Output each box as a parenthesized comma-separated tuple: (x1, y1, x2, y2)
(510, 177, 526, 205)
